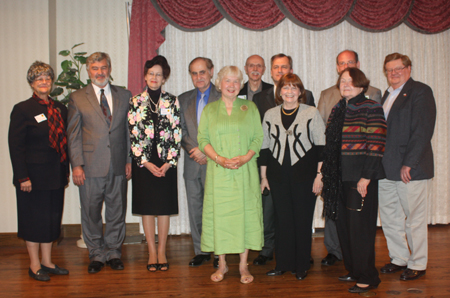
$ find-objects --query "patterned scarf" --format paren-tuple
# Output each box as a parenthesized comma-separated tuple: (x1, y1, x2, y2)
(33, 93, 67, 163)
(321, 98, 347, 221)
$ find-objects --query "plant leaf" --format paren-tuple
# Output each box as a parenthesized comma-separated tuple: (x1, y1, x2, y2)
(50, 87, 64, 97)
(74, 52, 87, 56)
(61, 60, 72, 71)
(59, 50, 70, 56)
(71, 43, 84, 49)
(54, 82, 68, 87)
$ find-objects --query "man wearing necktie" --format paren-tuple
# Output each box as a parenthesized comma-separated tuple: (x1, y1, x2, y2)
(179, 57, 221, 268)
(378, 53, 436, 281)
(67, 52, 132, 274)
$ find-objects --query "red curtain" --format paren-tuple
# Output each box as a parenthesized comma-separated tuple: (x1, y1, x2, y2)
(349, 0, 412, 31)
(276, 0, 353, 29)
(127, 0, 450, 91)
(151, 0, 222, 31)
(147, 0, 450, 33)
(214, 0, 284, 30)
(406, 0, 450, 33)
(127, 0, 167, 96)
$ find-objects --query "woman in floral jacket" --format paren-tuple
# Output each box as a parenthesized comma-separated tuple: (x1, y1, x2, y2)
(128, 55, 181, 272)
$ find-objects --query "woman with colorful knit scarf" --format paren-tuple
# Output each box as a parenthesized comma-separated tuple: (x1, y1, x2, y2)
(8, 61, 69, 282)
(322, 67, 386, 294)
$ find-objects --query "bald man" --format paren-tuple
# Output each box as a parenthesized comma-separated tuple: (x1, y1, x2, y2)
(238, 55, 273, 101)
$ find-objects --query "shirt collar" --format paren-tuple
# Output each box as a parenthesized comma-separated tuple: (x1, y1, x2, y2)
(197, 83, 212, 100)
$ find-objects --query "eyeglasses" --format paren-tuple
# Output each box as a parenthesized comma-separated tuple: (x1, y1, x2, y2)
(338, 61, 356, 67)
(148, 72, 163, 78)
(35, 77, 52, 83)
(385, 66, 406, 74)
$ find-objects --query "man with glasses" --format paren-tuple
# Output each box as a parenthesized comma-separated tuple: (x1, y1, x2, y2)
(379, 53, 436, 281)
(238, 55, 273, 101)
(179, 57, 221, 268)
(317, 50, 381, 267)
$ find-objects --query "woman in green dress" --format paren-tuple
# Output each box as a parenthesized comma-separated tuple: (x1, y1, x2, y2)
(198, 66, 264, 284)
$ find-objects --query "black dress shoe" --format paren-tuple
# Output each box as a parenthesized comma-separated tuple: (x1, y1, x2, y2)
(310, 257, 314, 264)
(400, 269, 426, 280)
(266, 269, 286, 276)
(189, 254, 211, 267)
(106, 258, 124, 270)
(41, 264, 69, 275)
(321, 253, 339, 266)
(348, 284, 378, 293)
(88, 261, 104, 273)
(213, 257, 219, 268)
(338, 274, 356, 282)
(296, 271, 307, 280)
(380, 262, 407, 274)
(253, 255, 273, 265)
(29, 268, 50, 281)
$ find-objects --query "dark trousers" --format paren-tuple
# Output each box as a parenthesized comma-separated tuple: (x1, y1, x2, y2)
(270, 178, 316, 272)
(336, 180, 381, 286)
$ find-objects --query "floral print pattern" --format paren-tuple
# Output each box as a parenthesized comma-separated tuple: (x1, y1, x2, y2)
(128, 90, 181, 167)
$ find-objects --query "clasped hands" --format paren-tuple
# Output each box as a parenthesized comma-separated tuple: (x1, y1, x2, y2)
(144, 162, 171, 177)
(218, 155, 250, 170)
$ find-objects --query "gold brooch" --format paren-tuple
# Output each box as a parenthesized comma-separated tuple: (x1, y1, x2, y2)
(240, 105, 248, 111)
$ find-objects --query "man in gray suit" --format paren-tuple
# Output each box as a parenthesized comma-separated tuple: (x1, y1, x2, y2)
(252, 53, 315, 267)
(379, 53, 436, 281)
(67, 52, 132, 274)
(179, 57, 221, 268)
(317, 49, 382, 266)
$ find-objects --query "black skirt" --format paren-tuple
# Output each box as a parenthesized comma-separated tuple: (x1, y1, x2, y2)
(16, 187, 65, 243)
(131, 158, 178, 216)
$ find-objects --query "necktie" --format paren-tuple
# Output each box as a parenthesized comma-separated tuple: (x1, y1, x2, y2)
(100, 89, 112, 125)
(197, 93, 206, 125)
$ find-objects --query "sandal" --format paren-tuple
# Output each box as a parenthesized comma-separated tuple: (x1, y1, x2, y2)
(158, 263, 169, 271)
(147, 264, 158, 272)
(240, 273, 254, 284)
(211, 266, 228, 282)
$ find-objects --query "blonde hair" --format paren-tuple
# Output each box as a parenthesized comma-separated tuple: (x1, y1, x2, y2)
(215, 66, 244, 92)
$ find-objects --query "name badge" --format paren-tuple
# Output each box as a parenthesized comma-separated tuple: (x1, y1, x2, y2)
(34, 113, 47, 123)
(161, 108, 171, 115)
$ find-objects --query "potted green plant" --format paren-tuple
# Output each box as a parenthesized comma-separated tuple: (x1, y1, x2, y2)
(50, 43, 88, 105)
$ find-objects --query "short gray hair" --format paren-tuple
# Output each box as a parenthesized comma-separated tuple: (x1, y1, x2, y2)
(27, 61, 54, 85)
(86, 52, 111, 70)
(215, 66, 244, 92)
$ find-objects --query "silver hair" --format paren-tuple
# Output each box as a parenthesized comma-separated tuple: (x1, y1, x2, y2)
(215, 66, 244, 92)
(27, 61, 54, 85)
(86, 52, 111, 70)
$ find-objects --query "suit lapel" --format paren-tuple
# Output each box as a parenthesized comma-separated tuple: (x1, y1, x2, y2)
(386, 78, 414, 124)
(267, 87, 275, 107)
(86, 84, 108, 126)
(110, 85, 120, 128)
(187, 89, 198, 130)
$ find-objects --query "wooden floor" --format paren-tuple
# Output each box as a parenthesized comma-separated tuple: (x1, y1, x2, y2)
(1, 225, 450, 297)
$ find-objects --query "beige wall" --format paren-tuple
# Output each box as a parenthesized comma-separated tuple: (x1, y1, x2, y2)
(0, 0, 135, 233)
(0, 0, 50, 233)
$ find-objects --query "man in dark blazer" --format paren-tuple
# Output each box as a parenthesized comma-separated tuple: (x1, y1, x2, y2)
(179, 57, 221, 268)
(379, 53, 436, 281)
(253, 53, 315, 122)
(317, 50, 382, 267)
(67, 52, 132, 274)
(238, 54, 273, 101)
(252, 53, 315, 267)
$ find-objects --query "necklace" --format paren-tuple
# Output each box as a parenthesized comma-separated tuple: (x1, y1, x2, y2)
(148, 95, 159, 113)
(282, 104, 299, 116)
